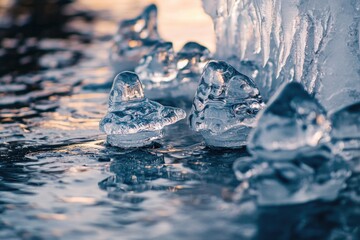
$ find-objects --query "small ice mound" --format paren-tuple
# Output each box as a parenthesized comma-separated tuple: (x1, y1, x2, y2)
(189, 60, 265, 148)
(330, 101, 360, 159)
(109, 4, 162, 72)
(99, 72, 186, 148)
(135, 42, 178, 90)
(135, 41, 211, 101)
(248, 82, 331, 160)
(233, 153, 351, 206)
(176, 41, 211, 77)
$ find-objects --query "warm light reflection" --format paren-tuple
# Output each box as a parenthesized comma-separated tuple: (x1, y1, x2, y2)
(78, 0, 215, 51)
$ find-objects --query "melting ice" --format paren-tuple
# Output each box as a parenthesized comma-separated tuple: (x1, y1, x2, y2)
(135, 41, 211, 101)
(110, 4, 163, 72)
(99, 72, 186, 148)
(202, 0, 360, 110)
(189, 60, 264, 148)
(234, 82, 351, 205)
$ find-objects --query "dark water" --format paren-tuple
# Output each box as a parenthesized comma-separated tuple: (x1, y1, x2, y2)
(0, 1, 359, 239)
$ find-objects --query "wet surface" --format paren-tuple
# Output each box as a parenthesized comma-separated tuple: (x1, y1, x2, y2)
(0, 1, 359, 240)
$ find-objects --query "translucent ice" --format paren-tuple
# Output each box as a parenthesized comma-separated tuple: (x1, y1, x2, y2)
(109, 4, 162, 72)
(189, 60, 265, 148)
(248, 82, 330, 160)
(330, 101, 360, 159)
(99, 72, 186, 148)
(135, 41, 211, 101)
(233, 153, 351, 205)
(176, 41, 212, 78)
(202, 0, 360, 110)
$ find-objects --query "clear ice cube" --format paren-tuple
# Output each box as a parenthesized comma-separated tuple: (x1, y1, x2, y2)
(330, 101, 360, 159)
(233, 153, 351, 205)
(135, 41, 211, 101)
(189, 60, 265, 148)
(99, 71, 186, 148)
(202, 0, 360, 110)
(109, 4, 163, 72)
(248, 82, 331, 160)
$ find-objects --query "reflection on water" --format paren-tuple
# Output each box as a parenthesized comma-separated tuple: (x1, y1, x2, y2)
(0, 1, 359, 240)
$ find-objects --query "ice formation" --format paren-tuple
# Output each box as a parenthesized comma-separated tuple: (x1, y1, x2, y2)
(189, 60, 265, 148)
(135, 41, 211, 100)
(99, 72, 186, 148)
(109, 4, 162, 72)
(248, 82, 330, 160)
(330, 101, 360, 159)
(233, 82, 351, 205)
(233, 153, 351, 205)
(202, 0, 360, 110)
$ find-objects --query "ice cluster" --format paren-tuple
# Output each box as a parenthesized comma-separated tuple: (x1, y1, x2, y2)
(234, 82, 351, 205)
(202, 0, 360, 110)
(99, 72, 186, 148)
(135, 41, 211, 101)
(110, 4, 163, 72)
(189, 60, 265, 148)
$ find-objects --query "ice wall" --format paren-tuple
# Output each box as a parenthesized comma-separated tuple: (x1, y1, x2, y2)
(202, 0, 360, 110)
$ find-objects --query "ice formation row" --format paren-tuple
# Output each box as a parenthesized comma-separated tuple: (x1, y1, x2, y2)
(100, 4, 359, 205)
(202, 0, 360, 111)
(110, 4, 211, 101)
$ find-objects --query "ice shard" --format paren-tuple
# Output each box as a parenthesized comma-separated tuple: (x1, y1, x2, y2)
(110, 4, 163, 72)
(99, 72, 186, 148)
(202, 0, 360, 110)
(248, 82, 331, 160)
(135, 41, 211, 101)
(330, 101, 360, 159)
(233, 153, 351, 205)
(189, 60, 264, 148)
(234, 81, 351, 205)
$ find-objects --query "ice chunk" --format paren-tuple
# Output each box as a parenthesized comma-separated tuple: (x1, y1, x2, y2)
(99, 72, 186, 148)
(176, 41, 211, 78)
(248, 82, 331, 160)
(189, 60, 265, 148)
(202, 0, 360, 110)
(330, 101, 360, 159)
(233, 153, 351, 205)
(135, 41, 211, 101)
(135, 42, 178, 93)
(109, 4, 163, 72)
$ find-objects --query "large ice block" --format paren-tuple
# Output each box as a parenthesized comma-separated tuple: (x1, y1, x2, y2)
(99, 72, 186, 148)
(110, 4, 163, 72)
(189, 60, 264, 148)
(202, 0, 360, 110)
(248, 82, 331, 160)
